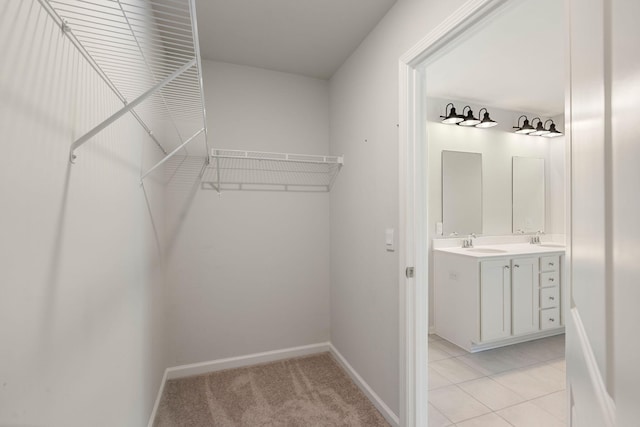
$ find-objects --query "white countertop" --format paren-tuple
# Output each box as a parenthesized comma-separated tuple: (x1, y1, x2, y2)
(434, 243, 565, 258)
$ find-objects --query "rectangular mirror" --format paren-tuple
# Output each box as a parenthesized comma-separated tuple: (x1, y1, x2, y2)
(442, 150, 482, 235)
(512, 156, 545, 233)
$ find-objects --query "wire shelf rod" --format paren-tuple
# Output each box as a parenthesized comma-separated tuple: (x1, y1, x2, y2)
(60, 0, 190, 22)
(188, 0, 209, 156)
(36, 0, 168, 155)
(53, 0, 189, 14)
(119, 0, 189, 9)
(141, 128, 205, 181)
(50, 6, 192, 32)
(77, 40, 193, 61)
(68, 25, 194, 49)
(86, 49, 194, 66)
(210, 153, 344, 166)
(69, 58, 196, 162)
(67, 24, 195, 48)
(116, 0, 186, 149)
(79, 38, 194, 57)
(57, 16, 193, 41)
(52, 3, 193, 29)
(94, 62, 199, 76)
(39, 0, 207, 162)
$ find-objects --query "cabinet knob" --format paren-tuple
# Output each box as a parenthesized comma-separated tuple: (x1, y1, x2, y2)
(504, 265, 510, 270)
(549, 296, 555, 301)
(549, 278, 555, 282)
(549, 262, 555, 266)
(549, 318, 555, 322)
(514, 264, 520, 268)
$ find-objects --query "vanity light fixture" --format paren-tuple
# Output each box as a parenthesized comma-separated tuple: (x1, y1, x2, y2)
(529, 117, 550, 136)
(440, 103, 464, 124)
(459, 106, 481, 126)
(476, 108, 498, 128)
(513, 115, 535, 134)
(542, 119, 563, 138)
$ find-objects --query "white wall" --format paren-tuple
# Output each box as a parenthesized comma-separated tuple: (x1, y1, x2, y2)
(165, 60, 331, 365)
(329, 0, 470, 415)
(0, 1, 167, 426)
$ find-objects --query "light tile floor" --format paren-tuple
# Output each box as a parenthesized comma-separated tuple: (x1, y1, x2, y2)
(428, 334, 566, 427)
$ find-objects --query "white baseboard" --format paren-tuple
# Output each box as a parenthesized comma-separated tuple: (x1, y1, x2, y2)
(329, 344, 400, 427)
(146, 368, 168, 427)
(166, 342, 331, 380)
(147, 342, 398, 427)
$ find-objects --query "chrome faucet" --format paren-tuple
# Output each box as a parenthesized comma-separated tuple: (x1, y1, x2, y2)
(530, 230, 543, 244)
(462, 233, 476, 248)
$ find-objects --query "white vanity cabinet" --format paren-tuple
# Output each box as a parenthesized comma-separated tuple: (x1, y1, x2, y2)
(434, 246, 564, 352)
(479, 259, 512, 341)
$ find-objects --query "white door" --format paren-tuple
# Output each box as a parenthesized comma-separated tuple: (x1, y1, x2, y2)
(566, 0, 615, 425)
(610, 1, 640, 425)
(511, 257, 539, 336)
(480, 259, 511, 342)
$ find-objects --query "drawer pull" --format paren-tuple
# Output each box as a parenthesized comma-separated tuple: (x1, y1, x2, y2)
(549, 318, 555, 322)
(549, 278, 555, 282)
(549, 262, 555, 267)
(504, 265, 510, 270)
(549, 296, 555, 301)
(514, 264, 520, 268)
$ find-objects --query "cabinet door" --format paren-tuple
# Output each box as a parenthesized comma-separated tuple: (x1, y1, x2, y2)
(511, 257, 540, 335)
(480, 259, 511, 341)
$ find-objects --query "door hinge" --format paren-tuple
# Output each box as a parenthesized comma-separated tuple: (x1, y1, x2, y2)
(406, 267, 415, 278)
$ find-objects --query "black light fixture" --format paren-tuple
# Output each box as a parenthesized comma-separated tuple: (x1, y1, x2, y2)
(513, 115, 535, 134)
(459, 106, 481, 126)
(440, 103, 464, 124)
(476, 108, 498, 128)
(543, 119, 563, 138)
(529, 117, 550, 136)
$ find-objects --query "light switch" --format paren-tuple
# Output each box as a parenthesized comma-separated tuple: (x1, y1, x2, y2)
(385, 228, 395, 252)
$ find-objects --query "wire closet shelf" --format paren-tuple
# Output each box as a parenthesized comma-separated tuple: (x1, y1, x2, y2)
(37, 0, 208, 179)
(205, 149, 344, 193)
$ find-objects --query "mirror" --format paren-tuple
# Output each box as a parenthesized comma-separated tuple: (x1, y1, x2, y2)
(512, 156, 545, 233)
(442, 150, 482, 235)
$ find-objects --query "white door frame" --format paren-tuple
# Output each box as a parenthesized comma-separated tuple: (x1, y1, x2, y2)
(398, 1, 526, 425)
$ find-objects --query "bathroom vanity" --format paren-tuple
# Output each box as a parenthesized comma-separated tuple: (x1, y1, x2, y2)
(433, 243, 565, 352)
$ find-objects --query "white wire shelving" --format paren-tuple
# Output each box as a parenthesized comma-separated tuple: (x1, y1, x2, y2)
(36, 0, 208, 179)
(204, 149, 344, 193)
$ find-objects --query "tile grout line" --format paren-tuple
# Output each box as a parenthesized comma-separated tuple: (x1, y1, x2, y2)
(428, 336, 567, 426)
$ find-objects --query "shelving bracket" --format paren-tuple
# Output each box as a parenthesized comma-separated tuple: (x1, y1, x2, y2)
(69, 59, 196, 163)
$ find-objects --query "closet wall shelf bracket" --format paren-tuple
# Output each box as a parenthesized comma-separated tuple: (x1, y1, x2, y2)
(70, 59, 196, 164)
(206, 149, 344, 193)
(36, 0, 208, 168)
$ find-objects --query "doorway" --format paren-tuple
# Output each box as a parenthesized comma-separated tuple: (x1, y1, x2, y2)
(398, 0, 570, 425)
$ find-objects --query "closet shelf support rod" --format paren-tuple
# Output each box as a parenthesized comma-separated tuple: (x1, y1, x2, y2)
(69, 58, 196, 163)
(140, 127, 205, 181)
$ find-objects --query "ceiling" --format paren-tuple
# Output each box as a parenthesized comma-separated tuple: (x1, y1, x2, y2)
(194, 0, 397, 80)
(425, 0, 565, 116)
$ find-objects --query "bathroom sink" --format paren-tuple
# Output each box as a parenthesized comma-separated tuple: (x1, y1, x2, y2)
(538, 243, 565, 248)
(466, 248, 508, 254)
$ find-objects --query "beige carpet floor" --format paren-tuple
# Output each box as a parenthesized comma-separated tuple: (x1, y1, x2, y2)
(154, 352, 390, 427)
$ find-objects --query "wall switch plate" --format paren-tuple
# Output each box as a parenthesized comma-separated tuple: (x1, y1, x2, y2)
(436, 222, 443, 236)
(385, 228, 395, 252)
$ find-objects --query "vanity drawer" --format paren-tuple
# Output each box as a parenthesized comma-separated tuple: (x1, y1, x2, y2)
(540, 271, 559, 287)
(540, 255, 560, 272)
(540, 287, 559, 309)
(540, 308, 560, 330)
